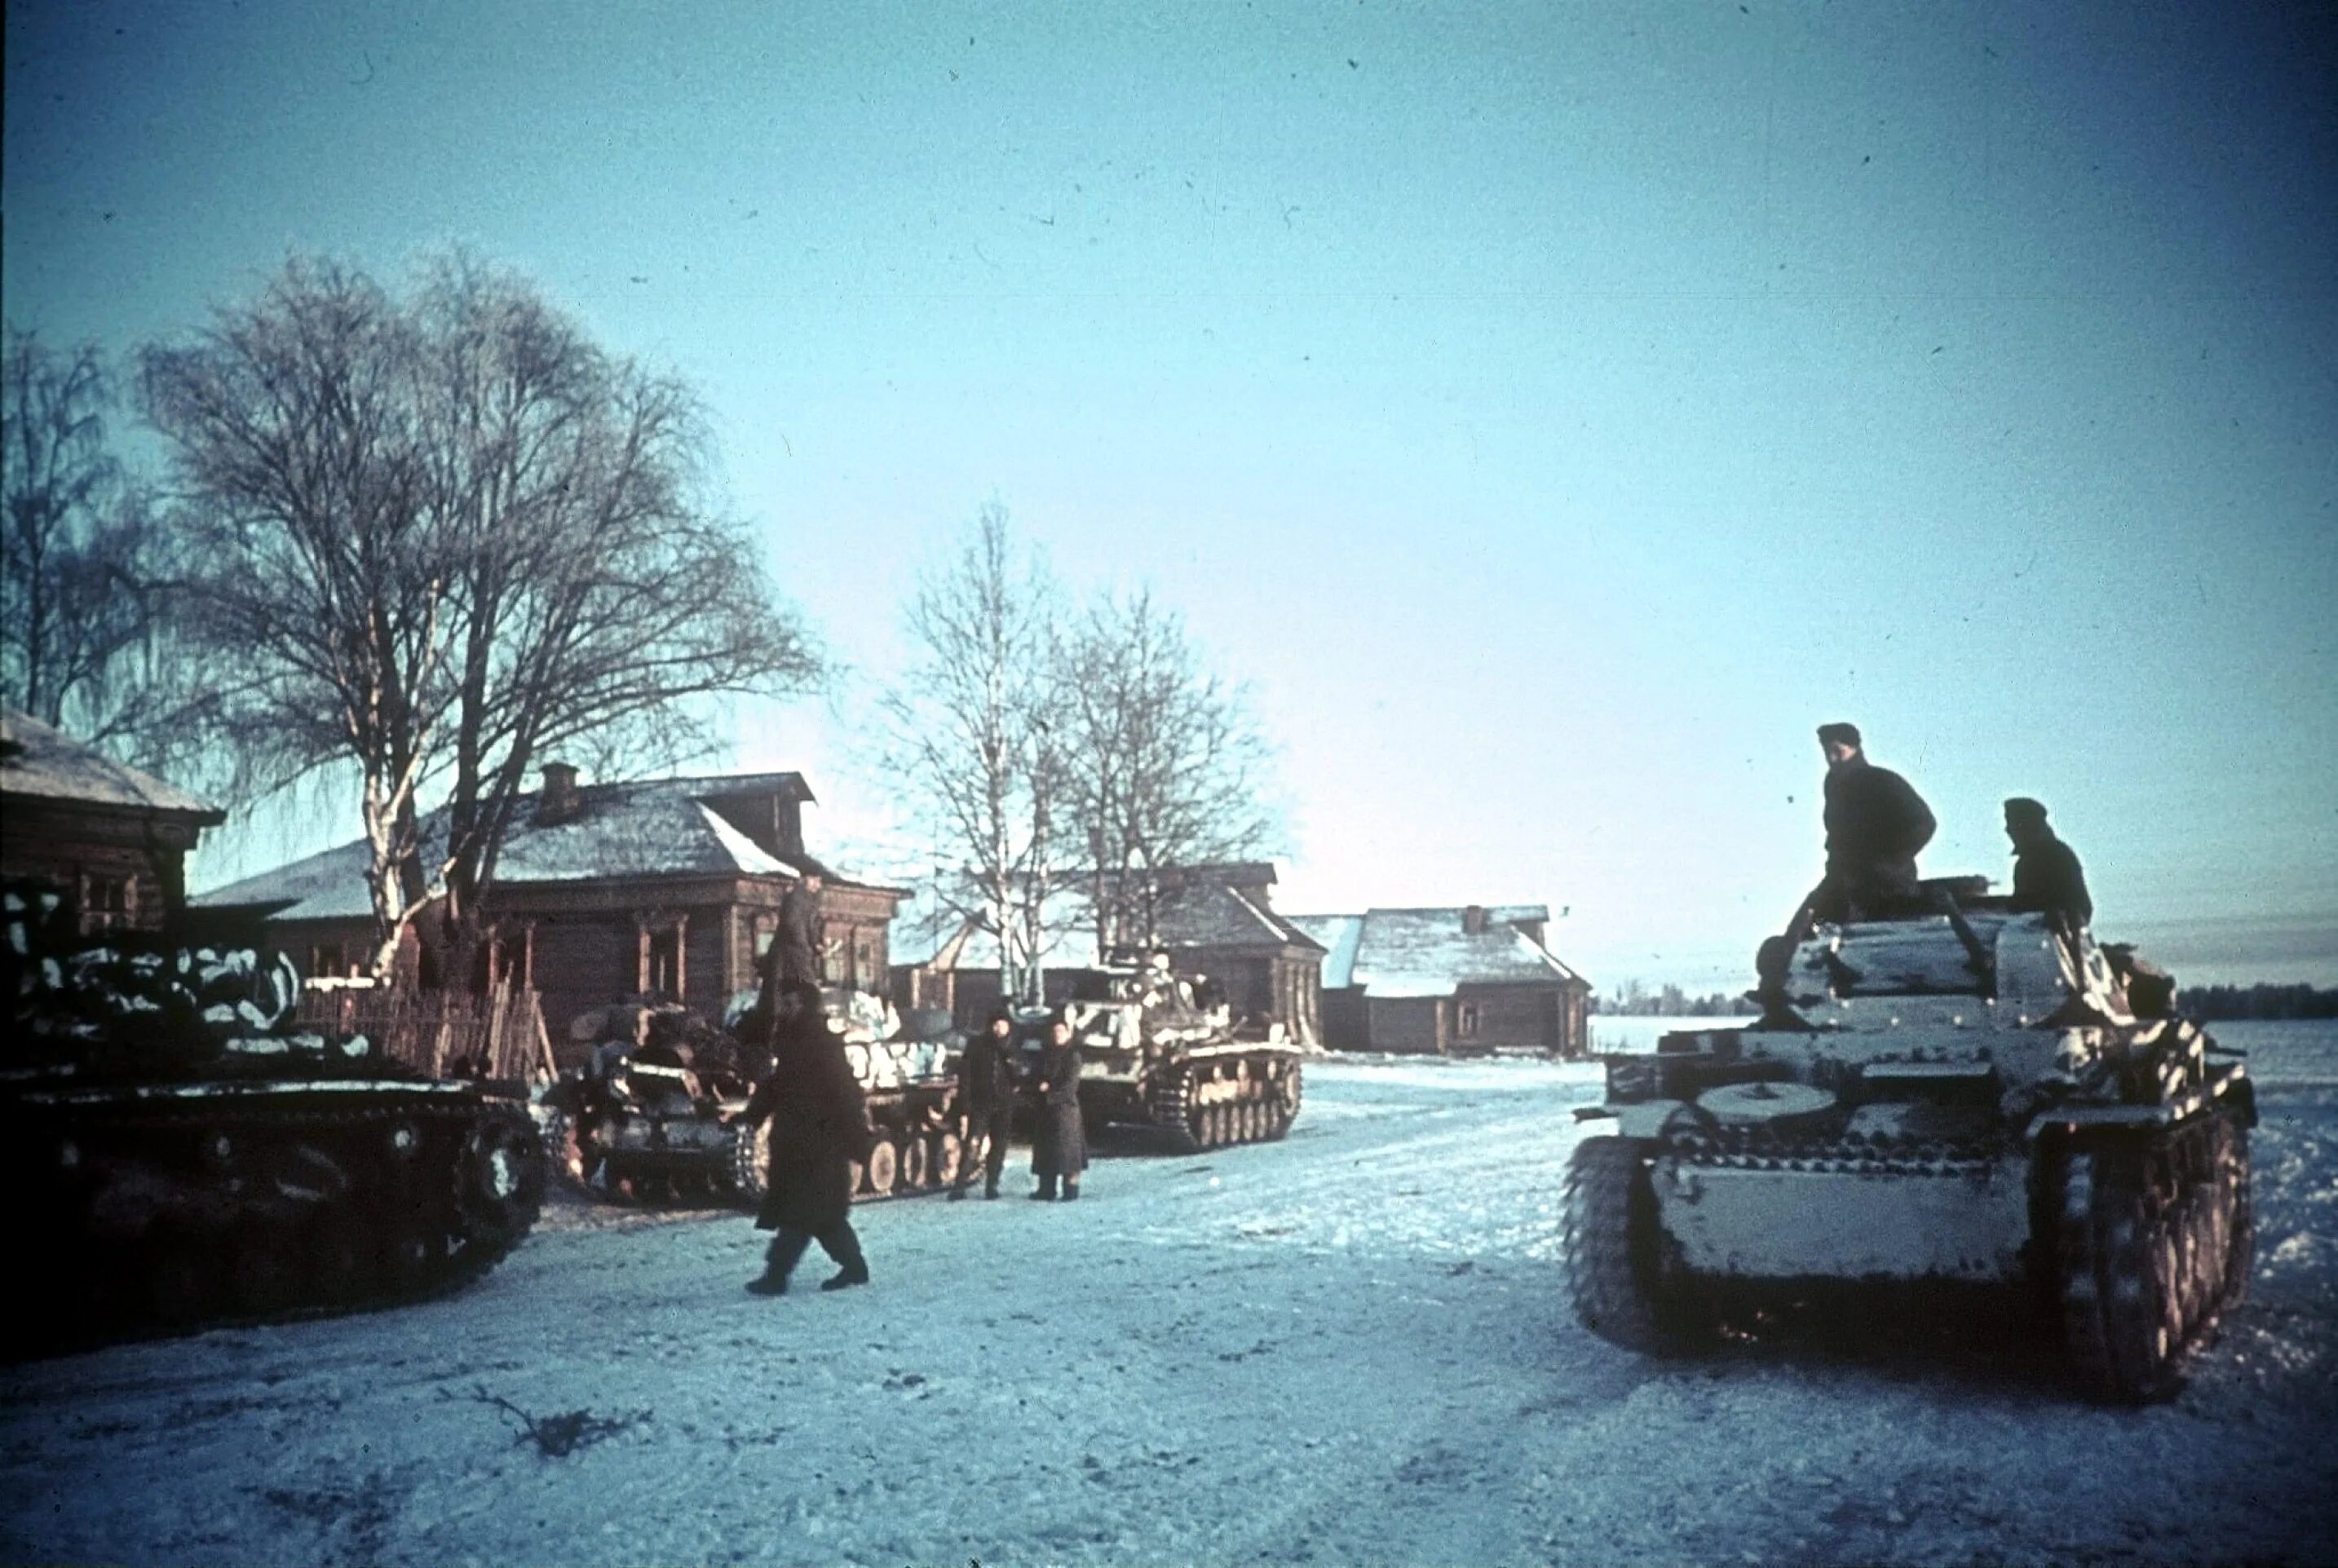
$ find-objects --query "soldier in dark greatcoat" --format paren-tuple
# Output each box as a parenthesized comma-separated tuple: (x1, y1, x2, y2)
(740, 871, 826, 1051)
(1028, 1015, 1087, 1202)
(948, 1006, 1021, 1201)
(745, 980, 873, 1295)
(772, 870, 825, 991)
(2004, 797, 2093, 934)
(1783, 722, 1937, 939)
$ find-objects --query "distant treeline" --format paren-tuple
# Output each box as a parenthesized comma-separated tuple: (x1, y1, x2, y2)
(1591, 983, 1744, 1017)
(2181, 984, 2338, 1021)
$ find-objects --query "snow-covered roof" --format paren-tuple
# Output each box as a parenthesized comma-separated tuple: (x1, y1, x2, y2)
(901, 868, 1324, 973)
(1286, 906, 1584, 999)
(1288, 914, 1363, 989)
(196, 772, 819, 922)
(0, 709, 222, 820)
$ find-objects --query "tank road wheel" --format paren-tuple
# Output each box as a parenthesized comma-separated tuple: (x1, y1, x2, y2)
(933, 1130, 964, 1189)
(1562, 1137, 1712, 1354)
(1271, 1062, 1302, 1137)
(846, 1157, 867, 1195)
(1241, 1100, 1263, 1142)
(2058, 1142, 2186, 1403)
(381, 1212, 450, 1296)
(457, 1114, 546, 1251)
(864, 1139, 899, 1199)
(729, 1118, 773, 1204)
(900, 1133, 931, 1191)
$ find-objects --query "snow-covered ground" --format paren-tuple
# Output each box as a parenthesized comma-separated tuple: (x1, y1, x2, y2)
(4, 1023, 2334, 1566)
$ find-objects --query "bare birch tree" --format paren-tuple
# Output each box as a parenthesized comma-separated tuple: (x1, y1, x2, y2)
(141, 261, 449, 978)
(878, 503, 1063, 1004)
(140, 254, 823, 982)
(409, 255, 821, 984)
(1059, 589, 1278, 957)
(2, 328, 179, 755)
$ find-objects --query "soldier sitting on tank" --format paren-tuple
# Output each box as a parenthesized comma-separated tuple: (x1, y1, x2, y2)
(745, 980, 874, 1296)
(1787, 722, 1937, 934)
(948, 1005, 1020, 1201)
(1758, 722, 1939, 1001)
(2004, 796, 2093, 936)
(1028, 1014, 1087, 1202)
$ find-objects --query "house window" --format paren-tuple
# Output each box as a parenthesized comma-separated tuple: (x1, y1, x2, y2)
(307, 943, 346, 978)
(753, 914, 776, 957)
(640, 917, 687, 999)
(1456, 1001, 1482, 1039)
(81, 874, 135, 934)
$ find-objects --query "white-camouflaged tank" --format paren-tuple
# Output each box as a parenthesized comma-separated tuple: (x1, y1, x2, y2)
(1568, 880, 2254, 1402)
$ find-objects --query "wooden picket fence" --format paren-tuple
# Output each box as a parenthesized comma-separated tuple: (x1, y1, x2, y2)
(297, 980, 555, 1084)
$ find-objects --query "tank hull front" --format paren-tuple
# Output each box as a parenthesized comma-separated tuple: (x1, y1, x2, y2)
(1651, 1148, 2032, 1283)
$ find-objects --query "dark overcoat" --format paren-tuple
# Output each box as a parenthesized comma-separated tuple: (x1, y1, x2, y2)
(957, 1029, 1020, 1115)
(773, 885, 823, 992)
(1029, 1041, 1087, 1178)
(2012, 833, 2093, 928)
(751, 1014, 872, 1233)
(1823, 760, 1936, 894)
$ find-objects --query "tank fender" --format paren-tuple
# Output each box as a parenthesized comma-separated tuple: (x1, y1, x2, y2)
(1580, 1099, 1694, 1140)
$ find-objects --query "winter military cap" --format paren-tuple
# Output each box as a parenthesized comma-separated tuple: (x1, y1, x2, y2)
(2004, 797, 2050, 825)
(1816, 722, 1862, 748)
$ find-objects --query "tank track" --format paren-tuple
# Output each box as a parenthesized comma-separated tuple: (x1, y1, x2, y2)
(13, 1087, 543, 1354)
(1144, 1057, 1302, 1155)
(2052, 1110, 2252, 1402)
(607, 1110, 969, 1208)
(1563, 1136, 1712, 1353)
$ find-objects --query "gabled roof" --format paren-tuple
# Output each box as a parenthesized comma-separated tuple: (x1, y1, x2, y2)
(196, 771, 826, 923)
(900, 864, 1323, 971)
(1286, 906, 1585, 999)
(0, 709, 222, 821)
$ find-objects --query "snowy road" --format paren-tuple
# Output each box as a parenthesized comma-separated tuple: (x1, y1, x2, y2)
(4, 1038, 2334, 1566)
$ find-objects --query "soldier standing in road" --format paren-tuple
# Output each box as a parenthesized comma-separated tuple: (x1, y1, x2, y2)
(1028, 1014, 1087, 1202)
(745, 981, 873, 1295)
(948, 1006, 1020, 1201)
(2004, 797, 2093, 934)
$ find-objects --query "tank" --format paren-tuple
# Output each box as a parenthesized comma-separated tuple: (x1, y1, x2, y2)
(1034, 960, 1305, 1151)
(1567, 882, 2254, 1402)
(551, 991, 970, 1205)
(3, 881, 545, 1353)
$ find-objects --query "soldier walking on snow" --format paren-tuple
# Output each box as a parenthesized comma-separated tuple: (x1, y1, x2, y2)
(949, 1006, 1019, 1201)
(744, 981, 873, 1295)
(1028, 1014, 1087, 1202)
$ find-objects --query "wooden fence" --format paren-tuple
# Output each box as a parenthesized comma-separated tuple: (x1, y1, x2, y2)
(297, 981, 555, 1084)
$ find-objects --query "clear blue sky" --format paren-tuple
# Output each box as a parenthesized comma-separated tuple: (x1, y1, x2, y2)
(7, 1, 2333, 991)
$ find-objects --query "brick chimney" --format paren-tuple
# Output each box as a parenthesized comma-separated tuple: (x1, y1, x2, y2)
(537, 762, 581, 824)
(1462, 904, 1487, 934)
